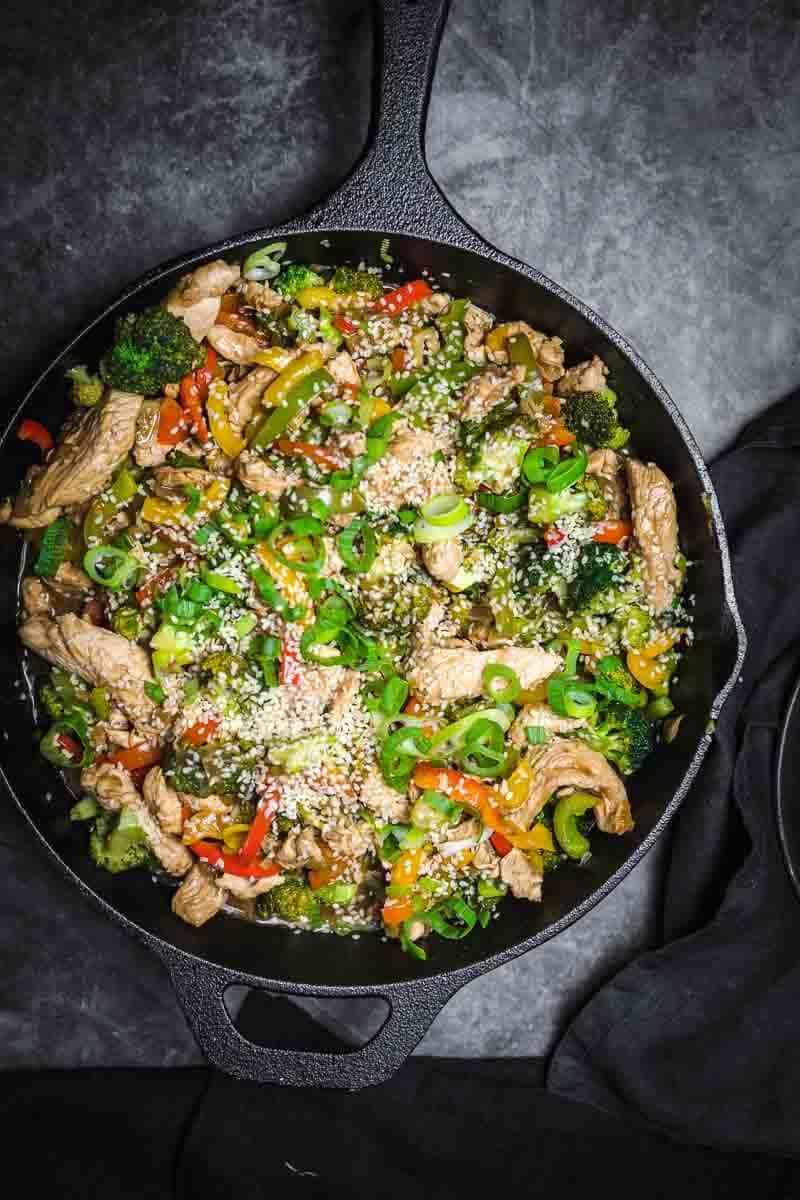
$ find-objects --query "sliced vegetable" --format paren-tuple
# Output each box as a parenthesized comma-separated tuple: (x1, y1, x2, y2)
(33, 516, 71, 579)
(83, 546, 139, 591)
(157, 397, 187, 445)
(18, 419, 54, 455)
(482, 663, 521, 705)
(593, 519, 633, 544)
(207, 379, 247, 457)
(371, 279, 432, 316)
(242, 241, 287, 281)
(545, 448, 588, 493)
(275, 439, 343, 470)
(336, 518, 377, 574)
(182, 718, 220, 746)
(249, 365, 332, 448)
(553, 790, 597, 860)
(191, 840, 281, 878)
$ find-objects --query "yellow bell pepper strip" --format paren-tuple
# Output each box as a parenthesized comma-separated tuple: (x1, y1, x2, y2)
(640, 630, 682, 658)
(141, 477, 229, 528)
(391, 847, 424, 888)
(493, 758, 535, 812)
(254, 543, 311, 623)
(253, 346, 295, 371)
(295, 285, 342, 311)
(627, 649, 671, 691)
(207, 379, 247, 458)
(505, 824, 555, 852)
(485, 323, 516, 355)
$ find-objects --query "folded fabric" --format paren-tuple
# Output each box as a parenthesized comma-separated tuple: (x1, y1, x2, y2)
(548, 396, 800, 1158)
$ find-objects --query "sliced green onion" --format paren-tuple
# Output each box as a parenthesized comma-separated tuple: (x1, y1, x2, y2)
(420, 493, 469, 527)
(70, 795, 100, 821)
(411, 789, 462, 830)
(83, 546, 139, 591)
(242, 241, 287, 281)
(522, 445, 559, 485)
(427, 707, 512, 759)
(336, 518, 377, 574)
(144, 681, 166, 705)
(380, 676, 409, 718)
(564, 639, 581, 677)
(396, 507, 417, 526)
(365, 411, 401, 463)
(234, 613, 257, 639)
(299, 626, 347, 666)
(412, 511, 474, 544)
(426, 897, 477, 940)
(319, 401, 353, 428)
(268, 521, 326, 575)
(250, 565, 304, 621)
(547, 676, 596, 719)
(185, 579, 213, 604)
(563, 688, 597, 719)
(34, 516, 71, 579)
(482, 663, 521, 704)
(525, 725, 548, 746)
(40, 719, 94, 769)
(379, 726, 432, 792)
(315, 881, 358, 905)
(459, 718, 508, 778)
(545, 448, 588, 493)
(476, 490, 526, 514)
(200, 565, 243, 596)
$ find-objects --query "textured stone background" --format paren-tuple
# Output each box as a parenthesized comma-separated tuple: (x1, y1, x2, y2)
(2, 0, 799, 1067)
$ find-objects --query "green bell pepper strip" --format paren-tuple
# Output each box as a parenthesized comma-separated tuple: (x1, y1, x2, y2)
(545, 448, 588, 494)
(525, 724, 548, 745)
(83, 546, 139, 591)
(248, 368, 333, 448)
(83, 498, 118, 549)
(315, 882, 358, 905)
(426, 896, 477, 940)
(40, 719, 94, 769)
(411, 789, 462, 829)
(33, 516, 71, 578)
(553, 790, 597, 860)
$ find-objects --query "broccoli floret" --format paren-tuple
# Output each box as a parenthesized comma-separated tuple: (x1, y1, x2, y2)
(66, 364, 104, 408)
(274, 263, 324, 297)
(574, 473, 607, 521)
(331, 266, 383, 298)
(561, 388, 629, 449)
(527, 484, 587, 525)
(578, 702, 655, 774)
(568, 542, 626, 610)
(257, 877, 322, 925)
(287, 307, 320, 342)
(100, 306, 203, 395)
(89, 807, 153, 874)
(488, 562, 562, 644)
(455, 428, 529, 494)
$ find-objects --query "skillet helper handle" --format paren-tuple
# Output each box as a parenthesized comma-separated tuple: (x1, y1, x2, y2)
(303, 0, 465, 239)
(161, 953, 459, 1089)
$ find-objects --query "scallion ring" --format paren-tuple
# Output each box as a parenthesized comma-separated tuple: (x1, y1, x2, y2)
(521, 445, 559, 485)
(482, 663, 521, 704)
(319, 401, 353, 428)
(268, 521, 326, 574)
(242, 241, 287, 281)
(83, 546, 139, 591)
(475, 490, 527, 514)
(380, 675, 409, 718)
(420, 493, 470, 527)
(336, 518, 377, 574)
(412, 511, 474, 544)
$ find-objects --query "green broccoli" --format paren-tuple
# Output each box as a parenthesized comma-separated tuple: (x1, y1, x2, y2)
(568, 542, 626, 610)
(527, 484, 587, 525)
(256, 877, 322, 925)
(574, 473, 608, 521)
(274, 263, 324, 297)
(577, 702, 655, 774)
(66, 364, 104, 407)
(100, 306, 203, 395)
(331, 266, 383, 298)
(89, 807, 153, 874)
(455, 428, 529, 494)
(560, 388, 629, 449)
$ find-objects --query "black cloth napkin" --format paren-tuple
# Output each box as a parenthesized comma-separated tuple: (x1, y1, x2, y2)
(548, 395, 800, 1156)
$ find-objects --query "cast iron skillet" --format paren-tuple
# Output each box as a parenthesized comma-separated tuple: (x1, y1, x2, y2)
(776, 669, 800, 902)
(0, 0, 746, 1088)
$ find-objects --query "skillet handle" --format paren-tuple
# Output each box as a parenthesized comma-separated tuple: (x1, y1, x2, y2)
(159, 951, 460, 1089)
(298, 0, 468, 241)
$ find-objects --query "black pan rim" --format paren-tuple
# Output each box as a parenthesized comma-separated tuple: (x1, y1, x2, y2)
(0, 219, 747, 998)
(775, 665, 800, 903)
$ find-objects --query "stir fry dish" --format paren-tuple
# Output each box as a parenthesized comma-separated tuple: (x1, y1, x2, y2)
(5, 244, 690, 957)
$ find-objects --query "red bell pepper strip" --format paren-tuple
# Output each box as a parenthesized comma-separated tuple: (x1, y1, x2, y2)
(18, 419, 54, 455)
(412, 764, 505, 831)
(180, 374, 210, 443)
(182, 718, 220, 746)
(101, 745, 162, 772)
(382, 898, 415, 925)
(333, 314, 359, 335)
(190, 841, 282, 879)
(490, 831, 513, 857)
(157, 397, 187, 445)
(57, 733, 83, 761)
(593, 519, 633, 545)
(371, 279, 432, 316)
(544, 525, 565, 549)
(390, 347, 407, 372)
(136, 567, 178, 608)
(194, 346, 220, 393)
(238, 781, 281, 864)
(280, 632, 303, 687)
(275, 439, 344, 471)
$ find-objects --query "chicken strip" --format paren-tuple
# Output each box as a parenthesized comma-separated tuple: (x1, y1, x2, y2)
(504, 737, 632, 835)
(407, 643, 561, 706)
(557, 355, 609, 396)
(143, 767, 184, 836)
(7, 390, 142, 528)
(19, 614, 164, 738)
(172, 862, 226, 926)
(165, 259, 241, 342)
(625, 458, 681, 613)
(82, 761, 192, 876)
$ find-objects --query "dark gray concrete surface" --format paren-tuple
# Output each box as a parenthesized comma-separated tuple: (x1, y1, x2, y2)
(2, 0, 799, 1067)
